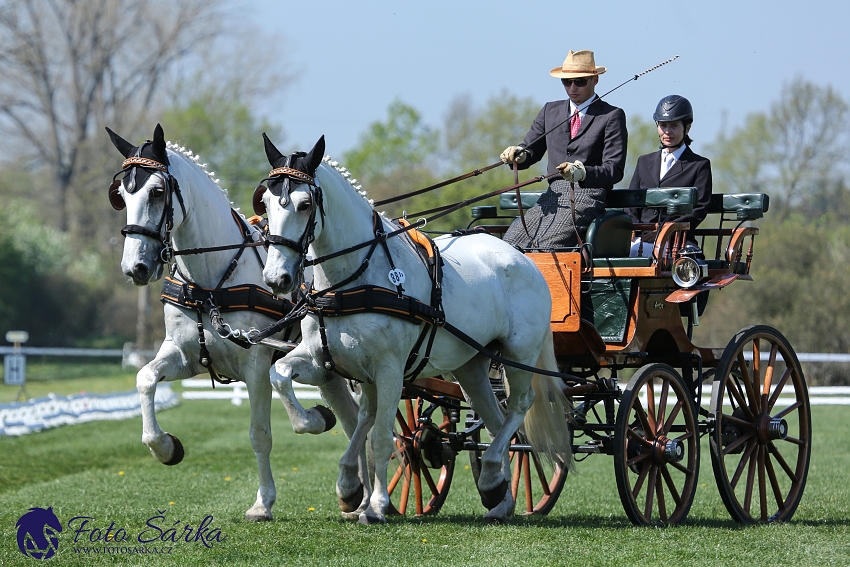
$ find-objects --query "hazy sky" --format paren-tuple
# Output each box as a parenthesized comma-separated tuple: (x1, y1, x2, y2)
(246, 0, 850, 160)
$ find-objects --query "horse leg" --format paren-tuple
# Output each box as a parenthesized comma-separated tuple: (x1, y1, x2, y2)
(338, 387, 375, 520)
(137, 341, 192, 464)
(273, 350, 371, 517)
(451, 355, 516, 519)
(270, 353, 336, 435)
(244, 367, 276, 522)
(319, 378, 372, 514)
(358, 376, 403, 525)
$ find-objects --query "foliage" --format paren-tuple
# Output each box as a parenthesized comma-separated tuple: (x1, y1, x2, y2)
(0, 401, 848, 565)
(708, 79, 850, 214)
(0, 0, 225, 231)
(161, 78, 284, 214)
(619, 115, 659, 188)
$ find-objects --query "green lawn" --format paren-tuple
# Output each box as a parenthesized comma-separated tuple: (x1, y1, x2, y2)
(1, 398, 848, 566)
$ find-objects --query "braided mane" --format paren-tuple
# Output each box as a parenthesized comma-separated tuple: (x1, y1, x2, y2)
(322, 155, 374, 208)
(166, 141, 250, 216)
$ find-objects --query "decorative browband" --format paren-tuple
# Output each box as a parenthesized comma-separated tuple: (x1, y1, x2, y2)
(122, 157, 169, 172)
(268, 166, 314, 185)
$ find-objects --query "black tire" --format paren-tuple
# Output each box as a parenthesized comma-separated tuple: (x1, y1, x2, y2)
(387, 398, 455, 516)
(614, 363, 700, 525)
(709, 325, 811, 523)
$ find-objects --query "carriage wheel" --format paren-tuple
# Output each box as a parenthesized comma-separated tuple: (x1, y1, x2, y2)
(709, 325, 811, 523)
(614, 363, 700, 526)
(387, 398, 456, 516)
(468, 424, 569, 515)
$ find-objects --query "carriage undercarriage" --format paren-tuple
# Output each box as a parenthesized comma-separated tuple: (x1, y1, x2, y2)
(385, 190, 811, 526)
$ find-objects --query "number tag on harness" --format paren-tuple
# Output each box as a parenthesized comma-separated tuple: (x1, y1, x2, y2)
(388, 268, 406, 286)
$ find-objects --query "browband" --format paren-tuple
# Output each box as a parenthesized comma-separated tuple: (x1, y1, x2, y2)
(122, 157, 169, 172)
(268, 166, 314, 185)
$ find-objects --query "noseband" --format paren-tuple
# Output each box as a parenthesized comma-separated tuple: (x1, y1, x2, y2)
(109, 148, 185, 263)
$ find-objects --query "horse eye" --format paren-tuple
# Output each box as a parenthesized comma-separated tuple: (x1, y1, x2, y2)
(150, 185, 165, 198)
(295, 199, 311, 212)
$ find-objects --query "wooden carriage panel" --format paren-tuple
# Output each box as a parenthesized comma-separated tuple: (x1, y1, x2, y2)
(527, 252, 582, 333)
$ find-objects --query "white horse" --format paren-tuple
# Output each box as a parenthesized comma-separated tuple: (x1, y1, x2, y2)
(259, 134, 572, 523)
(106, 124, 361, 521)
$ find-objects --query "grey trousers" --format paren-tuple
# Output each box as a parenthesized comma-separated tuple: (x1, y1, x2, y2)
(503, 179, 607, 250)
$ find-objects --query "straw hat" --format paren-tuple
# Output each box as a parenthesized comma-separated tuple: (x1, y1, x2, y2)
(549, 50, 607, 79)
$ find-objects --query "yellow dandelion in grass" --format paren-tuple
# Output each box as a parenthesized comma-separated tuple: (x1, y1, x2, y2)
(422, 538, 428, 543)
(118, 471, 125, 476)
(169, 502, 175, 506)
(224, 477, 232, 482)
(308, 507, 315, 512)
(464, 465, 469, 470)
(292, 467, 298, 472)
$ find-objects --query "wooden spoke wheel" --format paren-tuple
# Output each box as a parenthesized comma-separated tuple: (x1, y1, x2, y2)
(468, 422, 569, 515)
(387, 398, 456, 516)
(614, 363, 700, 526)
(709, 325, 812, 523)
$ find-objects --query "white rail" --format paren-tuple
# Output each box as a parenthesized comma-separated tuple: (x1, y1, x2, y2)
(179, 378, 322, 406)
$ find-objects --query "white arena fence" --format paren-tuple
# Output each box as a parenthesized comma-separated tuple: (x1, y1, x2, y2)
(0, 347, 847, 429)
(0, 385, 178, 437)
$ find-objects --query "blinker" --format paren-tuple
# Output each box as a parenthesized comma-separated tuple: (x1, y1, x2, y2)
(108, 178, 125, 210)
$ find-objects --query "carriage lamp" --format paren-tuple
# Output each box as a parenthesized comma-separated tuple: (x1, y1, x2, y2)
(671, 244, 707, 288)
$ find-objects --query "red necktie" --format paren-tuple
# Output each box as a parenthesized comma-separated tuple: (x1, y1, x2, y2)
(570, 110, 581, 138)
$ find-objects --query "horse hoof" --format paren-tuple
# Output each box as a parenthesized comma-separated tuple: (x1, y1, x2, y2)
(315, 405, 337, 432)
(357, 512, 386, 525)
(338, 483, 364, 513)
(479, 479, 508, 510)
(245, 509, 273, 522)
(163, 434, 184, 466)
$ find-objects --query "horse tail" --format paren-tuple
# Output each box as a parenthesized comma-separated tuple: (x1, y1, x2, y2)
(522, 331, 573, 470)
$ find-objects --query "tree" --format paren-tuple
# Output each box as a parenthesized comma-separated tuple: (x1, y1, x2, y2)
(342, 100, 440, 219)
(708, 79, 850, 213)
(0, 0, 224, 232)
(161, 78, 284, 215)
(620, 115, 659, 188)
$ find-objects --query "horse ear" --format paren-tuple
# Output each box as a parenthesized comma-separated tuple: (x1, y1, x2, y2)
(105, 126, 136, 158)
(306, 135, 325, 173)
(263, 132, 285, 167)
(152, 123, 168, 165)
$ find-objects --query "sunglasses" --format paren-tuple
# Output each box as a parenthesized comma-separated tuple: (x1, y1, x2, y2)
(561, 78, 589, 87)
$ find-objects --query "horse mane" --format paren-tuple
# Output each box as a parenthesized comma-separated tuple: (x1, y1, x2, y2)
(166, 141, 252, 218)
(321, 155, 380, 212)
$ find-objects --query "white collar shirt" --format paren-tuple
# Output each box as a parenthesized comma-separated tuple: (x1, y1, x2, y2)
(660, 144, 687, 180)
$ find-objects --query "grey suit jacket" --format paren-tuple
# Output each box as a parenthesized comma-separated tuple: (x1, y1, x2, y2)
(517, 96, 628, 190)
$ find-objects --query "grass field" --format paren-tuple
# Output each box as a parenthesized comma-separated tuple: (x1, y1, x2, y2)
(2, 377, 849, 567)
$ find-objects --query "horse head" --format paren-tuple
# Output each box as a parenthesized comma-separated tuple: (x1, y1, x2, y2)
(106, 123, 184, 285)
(257, 133, 325, 295)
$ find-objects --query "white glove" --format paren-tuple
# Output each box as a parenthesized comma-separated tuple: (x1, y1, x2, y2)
(500, 145, 527, 165)
(557, 160, 586, 182)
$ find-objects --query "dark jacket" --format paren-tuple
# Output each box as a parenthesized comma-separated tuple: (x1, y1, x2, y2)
(627, 146, 713, 241)
(517, 97, 628, 190)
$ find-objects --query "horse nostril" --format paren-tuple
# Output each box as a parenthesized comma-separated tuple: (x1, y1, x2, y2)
(280, 274, 292, 291)
(133, 263, 150, 282)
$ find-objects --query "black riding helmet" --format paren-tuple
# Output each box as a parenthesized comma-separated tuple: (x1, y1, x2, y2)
(653, 95, 693, 125)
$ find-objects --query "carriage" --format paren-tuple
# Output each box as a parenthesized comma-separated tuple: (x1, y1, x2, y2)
(385, 186, 811, 526)
(108, 125, 810, 527)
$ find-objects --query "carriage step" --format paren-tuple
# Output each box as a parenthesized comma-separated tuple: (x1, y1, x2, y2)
(575, 440, 607, 454)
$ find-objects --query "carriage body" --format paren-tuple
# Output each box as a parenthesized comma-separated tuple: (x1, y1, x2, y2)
(392, 186, 811, 526)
